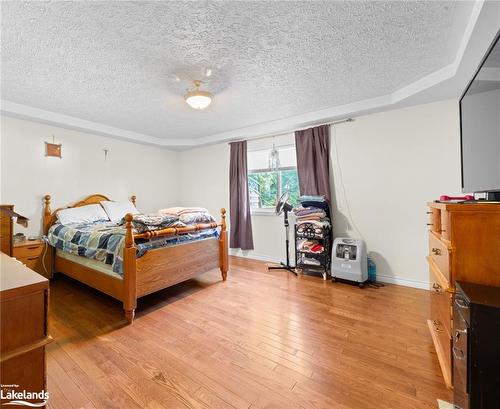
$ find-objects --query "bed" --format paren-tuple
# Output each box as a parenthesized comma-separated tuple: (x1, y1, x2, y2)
(43, 194, 228, 323)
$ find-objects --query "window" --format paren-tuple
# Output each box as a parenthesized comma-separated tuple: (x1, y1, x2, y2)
(247, 144, 300, 210)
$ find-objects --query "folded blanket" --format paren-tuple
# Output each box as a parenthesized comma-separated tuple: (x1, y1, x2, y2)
(294, 207, 326, 218)
(159, 207, 209, 216)
(299, 195, 326, 203)
(123, 214, 185, 233)
(178, 212, 215, 224)
(297, 220, 330, 227)
(158, 207, 215, 225)
(297, 215, 324, 222)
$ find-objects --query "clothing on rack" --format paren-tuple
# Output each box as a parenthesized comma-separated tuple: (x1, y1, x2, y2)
(296, 239, 325, 254)
(297, 254, 322, 266)
(294, 195, 332, 276)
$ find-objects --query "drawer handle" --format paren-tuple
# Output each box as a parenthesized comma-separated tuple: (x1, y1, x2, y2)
(455, 297, 468, 309)
(432, 319, 444, 332)
(26, 246, 39, 250)
(432, 282, 442, 293)
(27, 256, 38, 261)
(426, 223, 433, 226)
(453, 346, 465, 361)
(455, 328, 467, 342)
(431, 248, 442, 256)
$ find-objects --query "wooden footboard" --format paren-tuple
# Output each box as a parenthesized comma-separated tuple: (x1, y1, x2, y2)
(122, 208, 228, 323)
(43, 194, 229, 325)
(136, 238, 220, 297)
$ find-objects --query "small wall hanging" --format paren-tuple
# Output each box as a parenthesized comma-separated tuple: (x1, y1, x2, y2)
(45, 134, 62, 158)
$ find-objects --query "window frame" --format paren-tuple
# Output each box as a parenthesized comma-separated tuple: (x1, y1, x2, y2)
(248, 165, 299, 214)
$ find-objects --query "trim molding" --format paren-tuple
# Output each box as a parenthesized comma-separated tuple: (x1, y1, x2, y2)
(229, 251, 430, 290)
(0, 1, 488, 149)
(229, 249, 283, 264)
(375, 274, 430, 291)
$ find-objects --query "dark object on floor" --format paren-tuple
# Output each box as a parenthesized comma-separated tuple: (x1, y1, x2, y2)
(453, 281, 500, 409)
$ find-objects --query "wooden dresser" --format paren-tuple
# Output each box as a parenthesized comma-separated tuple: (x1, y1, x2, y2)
(0, 204, 14, 256)
(0, 253, 51, 408)
(14, 240, 52, 279)
(427, 202, 500, 388)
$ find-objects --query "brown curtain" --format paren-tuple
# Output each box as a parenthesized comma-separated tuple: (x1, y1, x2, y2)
(229, 141, 254, 250)
(295, 125, 331, 202)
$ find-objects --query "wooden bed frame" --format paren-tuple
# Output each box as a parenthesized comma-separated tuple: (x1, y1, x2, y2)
(43, 194, 228, 323)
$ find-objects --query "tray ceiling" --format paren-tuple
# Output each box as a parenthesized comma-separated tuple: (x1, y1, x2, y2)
(0, 1, 486, 147)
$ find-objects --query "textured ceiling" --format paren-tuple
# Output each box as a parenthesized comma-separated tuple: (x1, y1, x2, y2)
(1, 1, 468, 142)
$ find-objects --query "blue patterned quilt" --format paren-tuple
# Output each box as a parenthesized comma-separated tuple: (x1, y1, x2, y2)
(48, 220, 218, 276)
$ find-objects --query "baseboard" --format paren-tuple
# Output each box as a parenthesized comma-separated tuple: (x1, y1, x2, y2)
(229, 250, 430, 290)
(372, 274, 430, 290)
(229, 250, 283, 265)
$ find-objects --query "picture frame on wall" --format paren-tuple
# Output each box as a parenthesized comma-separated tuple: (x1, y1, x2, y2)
(45, 142, 62, 158)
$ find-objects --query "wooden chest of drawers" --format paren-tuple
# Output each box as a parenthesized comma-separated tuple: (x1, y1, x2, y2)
(0, 204, 14, 256)
(0, 253, 51, 408)
(13, 240, 52, 279)
(427, 202, 500, 389)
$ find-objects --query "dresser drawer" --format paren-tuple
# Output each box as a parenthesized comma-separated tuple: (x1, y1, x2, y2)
(0, 347, 46, 405)
(429, 233, 450, 281)
(17, 255, 43, 272)
(427, 316, 452, 389)
(1, 290, 47, 353)
(14, 243, 45, 259)
(430, 265, 452, 337)
(440, 209, 451, 241)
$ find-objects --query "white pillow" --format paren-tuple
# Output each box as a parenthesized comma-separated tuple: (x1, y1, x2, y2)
(101, 201, 139, 223)
(57, 204, 109, 225)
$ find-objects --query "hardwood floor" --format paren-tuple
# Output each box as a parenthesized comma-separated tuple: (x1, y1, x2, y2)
(46, 256, 451, 409)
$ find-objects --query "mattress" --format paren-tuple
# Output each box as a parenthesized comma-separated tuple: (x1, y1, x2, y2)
(56, 249, 121, 279)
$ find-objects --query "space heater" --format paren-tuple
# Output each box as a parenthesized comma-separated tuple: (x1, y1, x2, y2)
(331, 238, 368, 288)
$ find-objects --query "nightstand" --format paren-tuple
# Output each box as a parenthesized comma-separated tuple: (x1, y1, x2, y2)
(13, 240, 52, 278)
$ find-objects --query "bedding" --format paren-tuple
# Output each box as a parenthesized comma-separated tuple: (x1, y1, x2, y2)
(101, 200, 139, 223)
(158, 207, 215, 225)
(48, 217, 219, 276)
(57, 204, 109, 225)
(125, 213, 185, 233)
(159, 207, 209, 216)
(48, 222, 126, 274)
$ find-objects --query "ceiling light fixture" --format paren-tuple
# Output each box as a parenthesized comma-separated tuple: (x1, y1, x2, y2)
(269, 138, 280, 171)
(184, 80, 213, 110)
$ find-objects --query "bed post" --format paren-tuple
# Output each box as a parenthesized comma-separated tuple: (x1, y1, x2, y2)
(219, 208, 228, 281)
(43, 195, 52, 234)
(43, 195, 55, 278)
(123, 213, 137, 323)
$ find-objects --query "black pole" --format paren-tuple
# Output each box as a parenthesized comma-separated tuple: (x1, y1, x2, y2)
(268, 208, 297, 275)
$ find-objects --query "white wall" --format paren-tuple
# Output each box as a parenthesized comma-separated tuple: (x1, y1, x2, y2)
(178, 99, 462, 287)
(330, 99, 461, 287)
(0, 116, 179, 237)
(1, 99, 462, 287)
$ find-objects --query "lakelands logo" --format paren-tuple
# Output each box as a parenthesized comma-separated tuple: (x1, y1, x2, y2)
(1, 384, 49, 407)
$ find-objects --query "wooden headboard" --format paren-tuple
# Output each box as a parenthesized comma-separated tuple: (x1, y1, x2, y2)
(43, 194, 136, 234)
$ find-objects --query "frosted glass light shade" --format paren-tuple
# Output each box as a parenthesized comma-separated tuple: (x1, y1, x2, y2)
(269, 145, 281, 171)
(184, 90, 213, 110)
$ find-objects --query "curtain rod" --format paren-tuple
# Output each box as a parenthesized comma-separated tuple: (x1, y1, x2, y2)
(229, 118, 354, 144)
